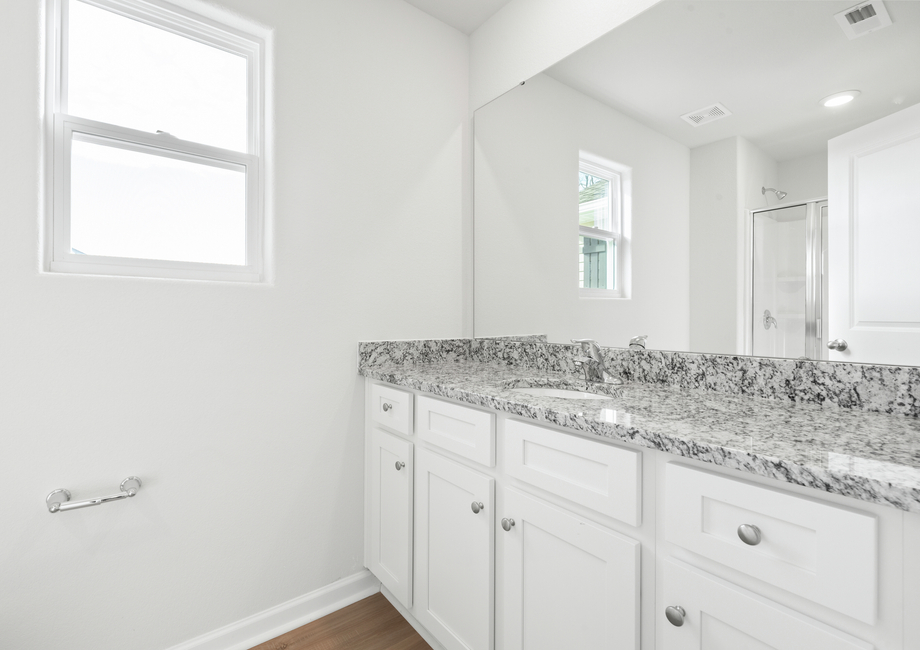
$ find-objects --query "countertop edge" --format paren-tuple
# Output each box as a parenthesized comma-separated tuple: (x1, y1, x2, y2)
(360, 366, 920, 513)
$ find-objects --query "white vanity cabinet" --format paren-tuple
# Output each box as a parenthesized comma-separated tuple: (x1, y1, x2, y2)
(365, 380, 646, 650)
(364, 378, 915, 650)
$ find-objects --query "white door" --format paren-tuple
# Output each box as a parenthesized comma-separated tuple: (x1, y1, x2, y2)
(415, 448, 494, 650)
(367, 427, 413, 608)
(499, 488, 640, 650)
(658, 560, 873, 650)
(827, 101, 920, 365)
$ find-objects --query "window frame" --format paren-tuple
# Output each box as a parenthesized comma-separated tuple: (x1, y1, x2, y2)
(578, 160, 622, 298)
(46, 0, 266, 282)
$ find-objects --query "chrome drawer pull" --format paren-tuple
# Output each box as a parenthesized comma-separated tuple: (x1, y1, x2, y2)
(501, 518, 515, 531)
(46, 477, 142, 513)
(665, 605, 686, 627)
(395, 461, 405, 471)
(738, 523, 762, 546)
(471, 501, 484, 514)
(382, 402, 393, 412)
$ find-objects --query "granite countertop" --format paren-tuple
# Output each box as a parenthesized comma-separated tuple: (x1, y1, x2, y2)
(360, 360, 920, 513)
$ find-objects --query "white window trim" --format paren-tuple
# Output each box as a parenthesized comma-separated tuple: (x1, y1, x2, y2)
(44, 0, 267, 282)
(579, 160, 622, 298)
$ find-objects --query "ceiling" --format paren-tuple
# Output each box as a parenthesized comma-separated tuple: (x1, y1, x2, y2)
(544, 0, 920, 161)
(402, 0, 513, 34)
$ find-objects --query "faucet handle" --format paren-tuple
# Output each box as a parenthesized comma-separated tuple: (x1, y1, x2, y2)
(629, 335, 648, 349)
(571, 338, 600, 356)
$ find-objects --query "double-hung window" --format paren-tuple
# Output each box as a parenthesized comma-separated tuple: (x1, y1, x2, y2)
(48, 0, 265, 281)
(578, 161, 622, 297)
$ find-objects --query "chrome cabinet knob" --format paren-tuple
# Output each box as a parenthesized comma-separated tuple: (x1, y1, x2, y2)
(665, 605, 686, 627)
(395, 461, 405, 471)
(471, 501, 484, 514)
(737, 523, 762, 546)
(827, 339, 848, 351)
(382, 402, 393, 412)
(501, 518, 515, 531)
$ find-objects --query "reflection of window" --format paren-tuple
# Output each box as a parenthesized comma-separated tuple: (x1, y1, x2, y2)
(49, 0, 265, 282)
(579, 161, 621, 296)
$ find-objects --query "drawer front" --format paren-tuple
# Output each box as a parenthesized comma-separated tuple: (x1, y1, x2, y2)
(370, 383, 413, 436)
(504, 419, 641, 526)
(417, 395, 495, 467)
(659, 559, 874, 650)
(664, 463, 877, 624)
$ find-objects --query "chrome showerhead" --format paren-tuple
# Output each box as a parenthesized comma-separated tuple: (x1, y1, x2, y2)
(762, 186, 787, 201)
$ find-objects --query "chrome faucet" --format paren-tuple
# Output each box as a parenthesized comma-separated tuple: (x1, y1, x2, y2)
(628, 335, 648, 350)
(570, 338, 620, 384)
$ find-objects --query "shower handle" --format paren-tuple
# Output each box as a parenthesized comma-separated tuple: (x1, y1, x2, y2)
(763, 310, 778, 330)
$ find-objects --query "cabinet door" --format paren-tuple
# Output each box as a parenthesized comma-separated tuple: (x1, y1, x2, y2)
(368, 427, 413, 608)
(658, 560, 873, 650)
(500, 487, 640, 650)
(415, 448, 494, 650)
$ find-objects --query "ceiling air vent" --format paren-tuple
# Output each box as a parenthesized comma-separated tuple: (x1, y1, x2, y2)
(680, 103, 732, 127)
(835, 1, 892, 39)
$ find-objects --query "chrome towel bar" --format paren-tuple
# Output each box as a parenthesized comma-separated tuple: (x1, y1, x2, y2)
(46, 476, 142, 513)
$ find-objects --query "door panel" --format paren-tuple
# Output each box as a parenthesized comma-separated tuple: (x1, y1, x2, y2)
(415, 448, 494, 650)
(828, 101, 920, 364)
(500, 488, 640, 650)
(368, 427, 413, 608)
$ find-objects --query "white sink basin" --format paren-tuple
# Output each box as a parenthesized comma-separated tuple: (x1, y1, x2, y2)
(508, 387, 613, 400)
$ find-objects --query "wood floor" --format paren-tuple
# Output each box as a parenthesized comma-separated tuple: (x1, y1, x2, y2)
(249, 592, 432, 650)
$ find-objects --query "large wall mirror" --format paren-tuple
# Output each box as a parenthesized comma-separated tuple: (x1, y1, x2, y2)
(473, 0, 920, 366)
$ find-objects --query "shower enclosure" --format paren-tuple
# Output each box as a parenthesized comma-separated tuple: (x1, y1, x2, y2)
(751, 199, 828, 360)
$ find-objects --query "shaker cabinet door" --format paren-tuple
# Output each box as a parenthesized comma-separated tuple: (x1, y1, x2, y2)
(415, 448, 494, 650)
(499, 487, 640, 650)
(658, 560, 873, 650)
(367, 427, 413, 608)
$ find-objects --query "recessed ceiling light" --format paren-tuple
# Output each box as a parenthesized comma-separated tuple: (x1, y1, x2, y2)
(821, 91, 861, 107)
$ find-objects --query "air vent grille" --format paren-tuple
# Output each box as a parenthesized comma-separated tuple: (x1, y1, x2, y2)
(680, 103, 732, 127)
(845, 4, 876, 24)
(835, 2, 892, 39)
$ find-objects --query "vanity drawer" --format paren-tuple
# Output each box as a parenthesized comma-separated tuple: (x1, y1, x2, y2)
(416, 395, 495, 466)
(504, 419, 641, 526)
(370, 383, 413, 436)
(664, 463, 877, 624)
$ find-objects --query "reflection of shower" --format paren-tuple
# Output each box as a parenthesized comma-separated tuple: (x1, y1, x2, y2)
(762, 186, 788, 200)
(751, 200, 828, 360)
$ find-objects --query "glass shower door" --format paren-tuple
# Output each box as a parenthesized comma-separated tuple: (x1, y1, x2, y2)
(752, 201, 826, 359)
(752, 205, 808, 358)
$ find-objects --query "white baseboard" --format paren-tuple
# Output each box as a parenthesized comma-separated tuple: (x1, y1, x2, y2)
(379, 585, 446, 650)
(165, 570, 380, 650)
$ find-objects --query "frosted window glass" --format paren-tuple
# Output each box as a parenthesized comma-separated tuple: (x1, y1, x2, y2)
(70, 138, 247, 265)
(68, 0, 248, 151)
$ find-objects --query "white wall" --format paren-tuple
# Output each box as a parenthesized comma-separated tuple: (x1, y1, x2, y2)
(689, 138, 739, 354)
(778, 151, 828, 203)
(0, 1, 468, 648)
(689, 136, 779, 354)
(469, 0, 659, 111)
(474, 73, 690, 349)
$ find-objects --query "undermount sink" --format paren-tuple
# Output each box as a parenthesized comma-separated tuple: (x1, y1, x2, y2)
(508, 387, 614, 400)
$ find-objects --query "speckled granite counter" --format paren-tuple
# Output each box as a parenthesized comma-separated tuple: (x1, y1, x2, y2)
(359, 359, 920, 513)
